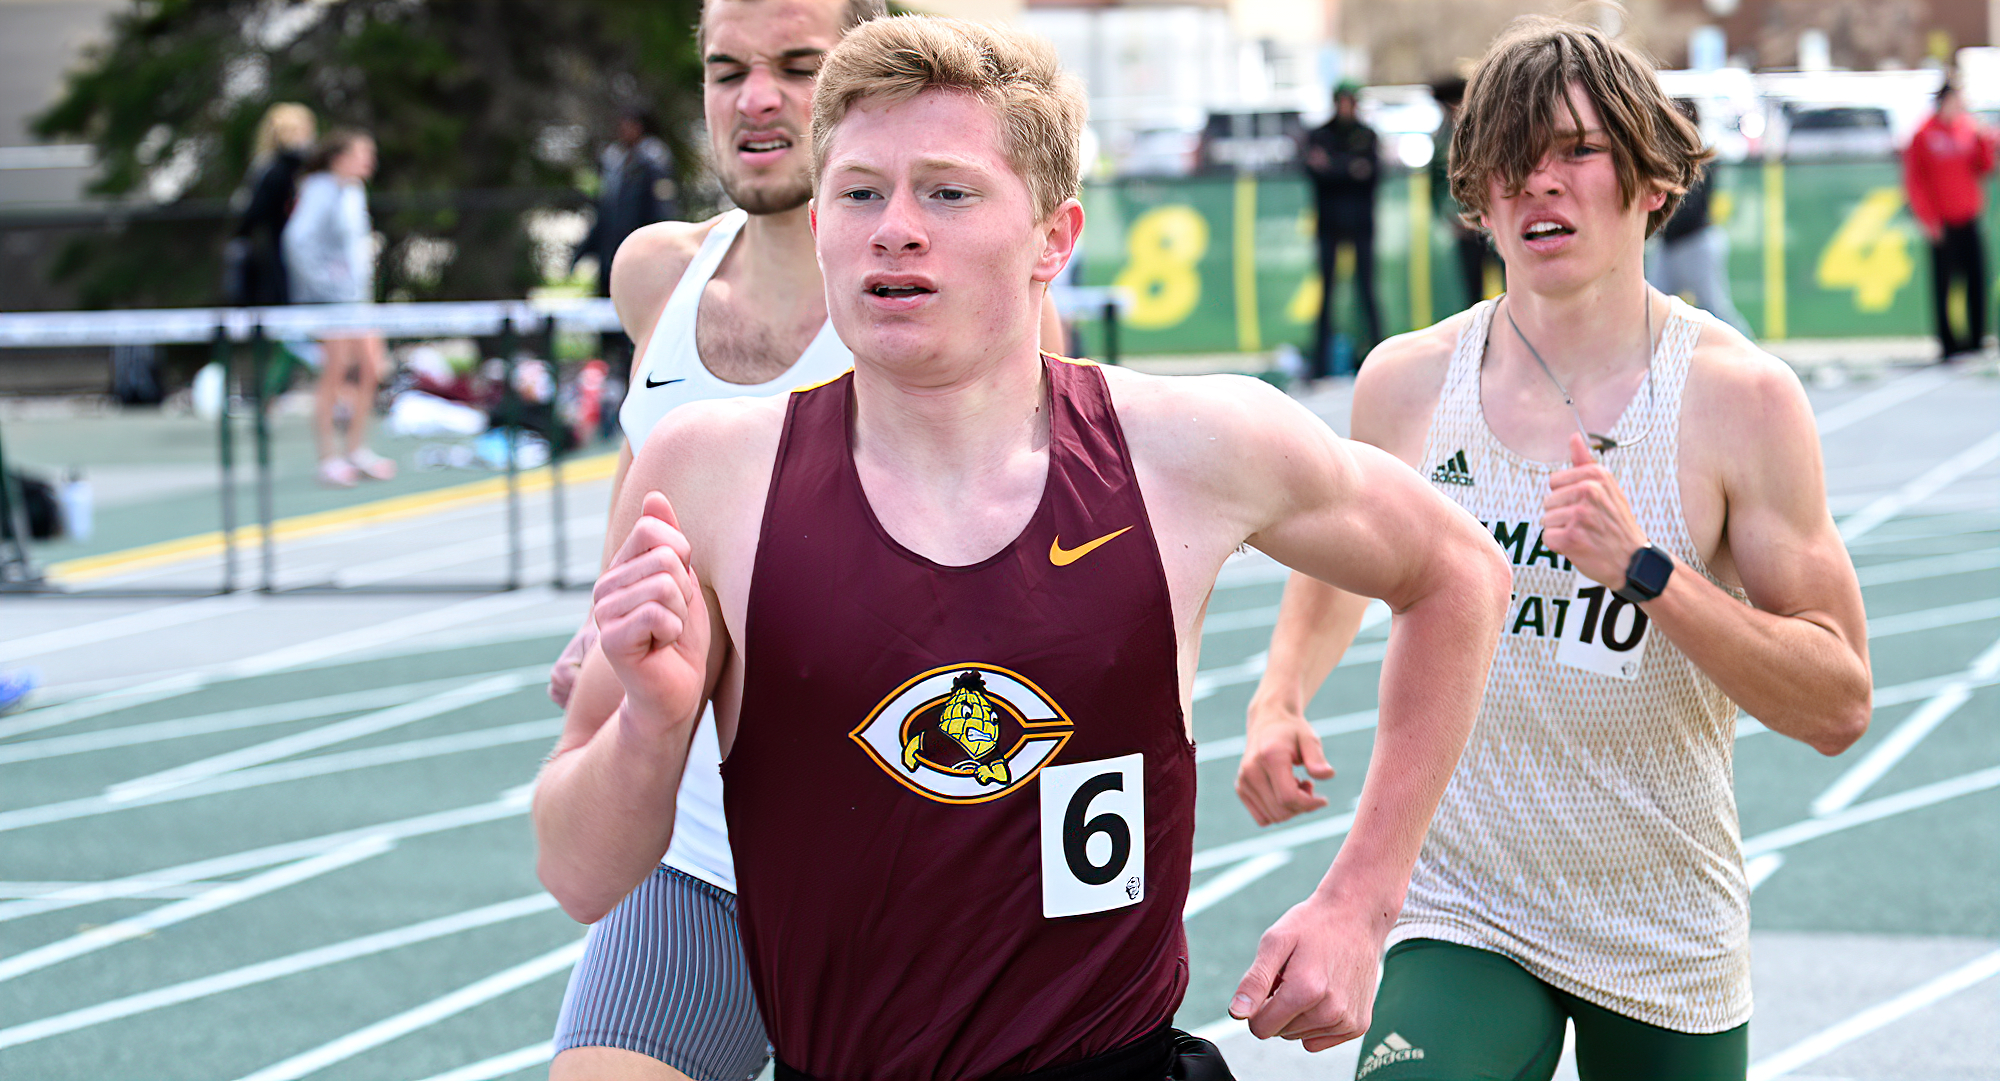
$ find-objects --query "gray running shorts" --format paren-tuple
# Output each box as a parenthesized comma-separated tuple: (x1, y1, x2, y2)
(553, 865, 770, 1080)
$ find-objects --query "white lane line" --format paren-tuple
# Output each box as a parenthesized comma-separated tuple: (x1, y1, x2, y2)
(1176, 768, 2000, 1051)
(1747, 946, 2000, 1081)
(1202, 599, 1392, 638)
(1188, 1016, 1249, 1043)
(235, 939, 587, 1081)
(0, 882, 213, 900)
(1184, 852, 1292, 918)
(1191, 812, 1358, 873)
(0, 589, 558, 741)
(0, 893, 561, 1052)
(0, 666, 548, 767)
(1192, 641, 1389, 703)
(1744, 765, 2000, 858)
(1855, 547, 2000, 587)
(1865, 597, 2000, 638)
(1744, 853, 1786, 892)
(0, 594, 263, 663)
(1839, 432, 2000, 543)
(0, 837, 393, 984)
(334, 513, 602, 588)
(0, 789, 530, 925)
(106, 670, 540, 801)
(1194, 655, 1996, 762)
(1813, 366, 1960, 437)
(410, 1042, 556, 1081)
(1193, 652, 1267, 702)
(23, 616, 583, 710)
(1195, 709, 1379, 763)
(1811, 633, 2000, 817)
(1179, 763, 1998, 893)
(0, 719, 561, 834)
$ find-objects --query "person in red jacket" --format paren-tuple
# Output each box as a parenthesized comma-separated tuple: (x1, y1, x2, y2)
(1904, 80, 1997, 360)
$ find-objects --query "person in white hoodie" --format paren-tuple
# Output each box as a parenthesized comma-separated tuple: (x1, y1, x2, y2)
(283, 128, 395, 486)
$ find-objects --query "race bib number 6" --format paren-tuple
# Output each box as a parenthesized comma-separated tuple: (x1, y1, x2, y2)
(1554, 574, 1651, 681)
(1039, 753, 1145, 918)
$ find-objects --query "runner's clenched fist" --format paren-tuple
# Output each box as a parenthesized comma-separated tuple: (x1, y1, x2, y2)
(593, 490, 711, 732)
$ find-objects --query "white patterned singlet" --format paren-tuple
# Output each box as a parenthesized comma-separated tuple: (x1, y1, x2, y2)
(619, 207, 853, 894)
(1390, 296, 1752, 1034)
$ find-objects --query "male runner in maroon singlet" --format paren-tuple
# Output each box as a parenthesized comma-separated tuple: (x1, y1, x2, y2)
(534, 17, 1513, 1080)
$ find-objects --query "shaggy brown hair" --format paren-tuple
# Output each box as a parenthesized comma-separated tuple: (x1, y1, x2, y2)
(1451, 15, 1710, 237)
(809, 15, 1086, 221)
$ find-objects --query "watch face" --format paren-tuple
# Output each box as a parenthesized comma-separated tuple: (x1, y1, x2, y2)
(1628, 546, 1672, 598)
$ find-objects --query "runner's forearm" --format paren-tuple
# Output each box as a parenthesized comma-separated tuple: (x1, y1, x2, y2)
(534, 695, 696, 923)
(1312, 542, 1506, 920)
(1249, 573, 1371, 719)
(1644, 558, 1870, 755)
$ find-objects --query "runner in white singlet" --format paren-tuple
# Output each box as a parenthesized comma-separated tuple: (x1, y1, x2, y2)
(617, 206, 854, 896)
(543, 6, 1065, 1079)
(1236, 17, 1871, 1080)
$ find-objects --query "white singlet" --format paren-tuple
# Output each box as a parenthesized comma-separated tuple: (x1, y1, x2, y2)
(1391, 296, 1752, 1033)
(618, 207, 853, 894)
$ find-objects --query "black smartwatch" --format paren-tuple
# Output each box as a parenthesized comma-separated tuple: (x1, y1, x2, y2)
(1615, 545, 1673, 604)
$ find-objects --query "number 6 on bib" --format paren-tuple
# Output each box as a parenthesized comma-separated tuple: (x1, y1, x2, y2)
(1039, 754, 1145, 918)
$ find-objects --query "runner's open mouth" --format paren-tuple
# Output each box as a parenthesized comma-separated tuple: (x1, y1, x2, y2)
(1523, 221, 1575, 239)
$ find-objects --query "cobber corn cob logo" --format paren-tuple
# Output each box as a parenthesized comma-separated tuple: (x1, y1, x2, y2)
(852, 663, 1074, 804)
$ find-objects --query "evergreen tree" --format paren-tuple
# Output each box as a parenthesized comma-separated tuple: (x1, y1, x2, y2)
(33, 0, 703, 308)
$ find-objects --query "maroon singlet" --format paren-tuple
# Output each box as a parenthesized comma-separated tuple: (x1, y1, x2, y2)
(723, 356, 1195, 1081)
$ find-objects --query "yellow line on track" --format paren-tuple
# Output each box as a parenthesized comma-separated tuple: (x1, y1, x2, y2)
(49, 452, 618, 584)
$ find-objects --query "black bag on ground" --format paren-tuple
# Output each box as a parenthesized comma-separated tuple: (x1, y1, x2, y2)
(1, 471, 61, 540)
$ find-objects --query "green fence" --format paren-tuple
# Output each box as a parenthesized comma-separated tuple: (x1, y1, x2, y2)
(1074, 161, 1991, 354)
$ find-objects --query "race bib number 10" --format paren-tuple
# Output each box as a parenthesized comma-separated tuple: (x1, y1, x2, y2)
(1554, 574, 1650, 681)
(1039, 754, 1145, 918)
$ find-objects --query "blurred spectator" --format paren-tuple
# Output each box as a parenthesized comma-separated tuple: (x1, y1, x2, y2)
(1647, 100, 1750, 336)
(573, 109, 676, 295)
(226, 103, 316, 306)
(284, 129, 396, 487)
(1904, 80, 1997, 361)
(1432, 77, 1501, 312)
(1302, 84, 1382, 377)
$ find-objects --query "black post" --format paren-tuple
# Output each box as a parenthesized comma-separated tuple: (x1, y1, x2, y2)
(0, 411, 41, 586)
(500, 315, 521, 591)
(250, 323, 276, 593)
(542, 313, 568, 589)
(1101, 300, 1121, 366)
(213, 321, 237, 593)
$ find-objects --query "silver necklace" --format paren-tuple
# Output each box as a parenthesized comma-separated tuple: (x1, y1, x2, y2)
(1503, 292, 1652, 455)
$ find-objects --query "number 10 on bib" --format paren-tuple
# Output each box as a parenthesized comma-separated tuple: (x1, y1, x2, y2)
(1039, 754, 1145, 918)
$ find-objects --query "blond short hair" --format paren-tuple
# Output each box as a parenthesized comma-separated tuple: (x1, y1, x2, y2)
(254, 103, 316, 163)
(810, 15, 1085, 221)
(1452, 16, 1710, 237)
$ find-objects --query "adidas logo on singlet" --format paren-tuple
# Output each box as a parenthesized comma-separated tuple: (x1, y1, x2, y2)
(1356, 1032, 1426, 1078)
(1430, 449, 1475, 487)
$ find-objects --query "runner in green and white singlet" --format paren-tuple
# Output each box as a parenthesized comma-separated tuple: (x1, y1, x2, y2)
(1236, 17, 1873, 1081)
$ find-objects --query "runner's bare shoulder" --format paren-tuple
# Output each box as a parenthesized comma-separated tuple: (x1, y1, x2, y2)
(627, 393, 789, 529)
(1349, 312, 1470, 455)
(1098, 363, 1341, 501)
(1677, 307, 1815, 467)
(608, 216, 730, 343)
